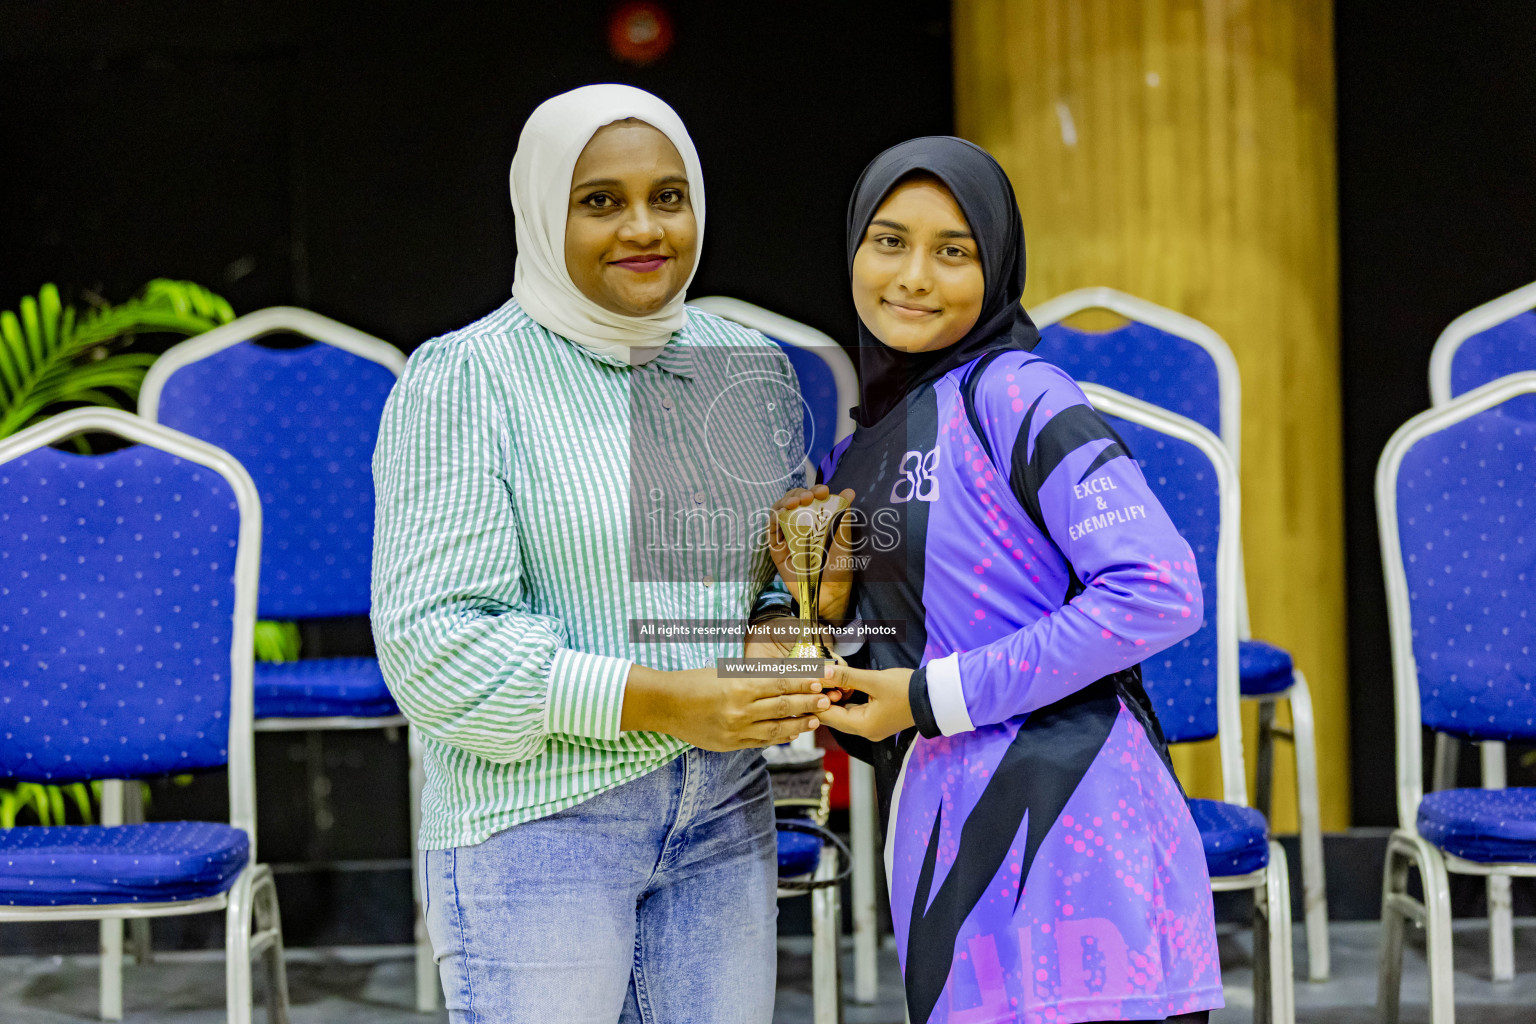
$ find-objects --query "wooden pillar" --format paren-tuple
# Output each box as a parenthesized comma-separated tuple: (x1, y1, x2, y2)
(955, 0, 1347, 830)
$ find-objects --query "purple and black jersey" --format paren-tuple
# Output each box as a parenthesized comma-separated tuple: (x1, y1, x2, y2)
(823, 350, 1222, 1024)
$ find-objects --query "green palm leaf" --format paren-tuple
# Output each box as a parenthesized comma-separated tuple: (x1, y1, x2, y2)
(66, 782, 94, 825)
(0, 312, 26, 396)
(255, 620, 302, 662)
(0, 781, 105, 828)
(0, 279, 236, 442)
(14, 783, 52, 826)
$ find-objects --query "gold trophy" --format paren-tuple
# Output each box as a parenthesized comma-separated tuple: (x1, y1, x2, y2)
(774, 492, 851, 660)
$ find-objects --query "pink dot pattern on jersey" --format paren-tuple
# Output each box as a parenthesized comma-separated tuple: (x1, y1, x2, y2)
(893, 710, 1222, 1023)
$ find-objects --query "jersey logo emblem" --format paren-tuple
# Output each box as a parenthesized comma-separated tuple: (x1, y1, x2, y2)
(890, 446, 940, 503)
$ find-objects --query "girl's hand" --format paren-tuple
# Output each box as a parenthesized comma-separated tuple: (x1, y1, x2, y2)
(768, 485, 857, 623)
(814, 664, 915, 741)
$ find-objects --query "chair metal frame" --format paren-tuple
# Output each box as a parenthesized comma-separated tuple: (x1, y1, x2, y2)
(138, 306, 438, 1010)
(1082, 384, 1294, 1024)
(1037, 287, 1330, 980)
(0, 407, 288, 1024)
(1376, 372, 1536, 1022)
(1427, 278, 1536, 407)
(688, 295, 881, 1006)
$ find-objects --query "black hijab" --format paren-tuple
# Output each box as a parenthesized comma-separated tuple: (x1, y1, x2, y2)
(847, 137, 1040, 427)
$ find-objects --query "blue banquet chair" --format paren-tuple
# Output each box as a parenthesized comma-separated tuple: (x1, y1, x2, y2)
(690, 296, 880, 1006)
(1375, 371, 1536, 1021)
(0, 408, 286, 1023)
(1035, 286, 1330, 980)
(1424, 279, 1536, 982)
(1083, 384, 1295, 1024)
(137, 306, 438, 1010)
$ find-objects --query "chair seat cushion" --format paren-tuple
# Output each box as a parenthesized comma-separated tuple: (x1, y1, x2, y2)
(1418, 788, 1536, 863)
(1187, 798, 1270, 876)
(777, 828, 823, 878)
(255, 657, 400, 718)
(1239, 639, 1295, 696)
(0, 822, 248, 907)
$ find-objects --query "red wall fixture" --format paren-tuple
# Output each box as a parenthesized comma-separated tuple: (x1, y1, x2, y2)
(607, 2, 675, 66)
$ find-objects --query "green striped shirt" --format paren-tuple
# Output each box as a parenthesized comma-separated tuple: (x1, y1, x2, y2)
(371, 299, 802, 849)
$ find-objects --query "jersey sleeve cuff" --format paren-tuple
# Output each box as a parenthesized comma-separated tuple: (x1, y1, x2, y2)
(922, 653, 974, 737)
(545, 648, 634, 742)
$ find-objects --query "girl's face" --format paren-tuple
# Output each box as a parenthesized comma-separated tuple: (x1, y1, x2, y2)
(851, 176, 984, 354)
(564, 120, 698, 317)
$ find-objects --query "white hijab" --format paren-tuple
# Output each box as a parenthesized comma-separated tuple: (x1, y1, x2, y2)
(510, 84, 704, 364)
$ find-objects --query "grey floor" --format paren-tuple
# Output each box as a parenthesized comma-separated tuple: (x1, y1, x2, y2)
(4, 921, 1536, 1022)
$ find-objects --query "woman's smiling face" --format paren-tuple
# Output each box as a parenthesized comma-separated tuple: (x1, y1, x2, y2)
(564, 119, 698, 317)
(851, 175, 985, 354)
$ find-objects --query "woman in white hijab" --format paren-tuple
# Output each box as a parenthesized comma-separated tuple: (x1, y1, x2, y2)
(372, 85, 820, 1023)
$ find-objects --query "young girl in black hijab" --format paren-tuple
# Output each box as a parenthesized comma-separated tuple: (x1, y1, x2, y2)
(774, 138, 1222, 1024)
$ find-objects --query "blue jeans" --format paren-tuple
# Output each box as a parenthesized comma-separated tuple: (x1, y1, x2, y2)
(422, 748, 778, 1024)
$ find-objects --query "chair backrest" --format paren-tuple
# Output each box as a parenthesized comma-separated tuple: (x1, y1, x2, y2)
(0, 408, 261, 843)
(1031, 287, 1241, 471)
(139, 307, 404, 620)
(1080, 384, 1246, 807)
(689, 297, 857, 475)
(1035, 288, 1257, 640)
(1377, 371, 1536, 828)
(1428, 279, 1536, 414)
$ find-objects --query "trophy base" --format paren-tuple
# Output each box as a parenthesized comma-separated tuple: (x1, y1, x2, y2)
(785, 641, 845, 667)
